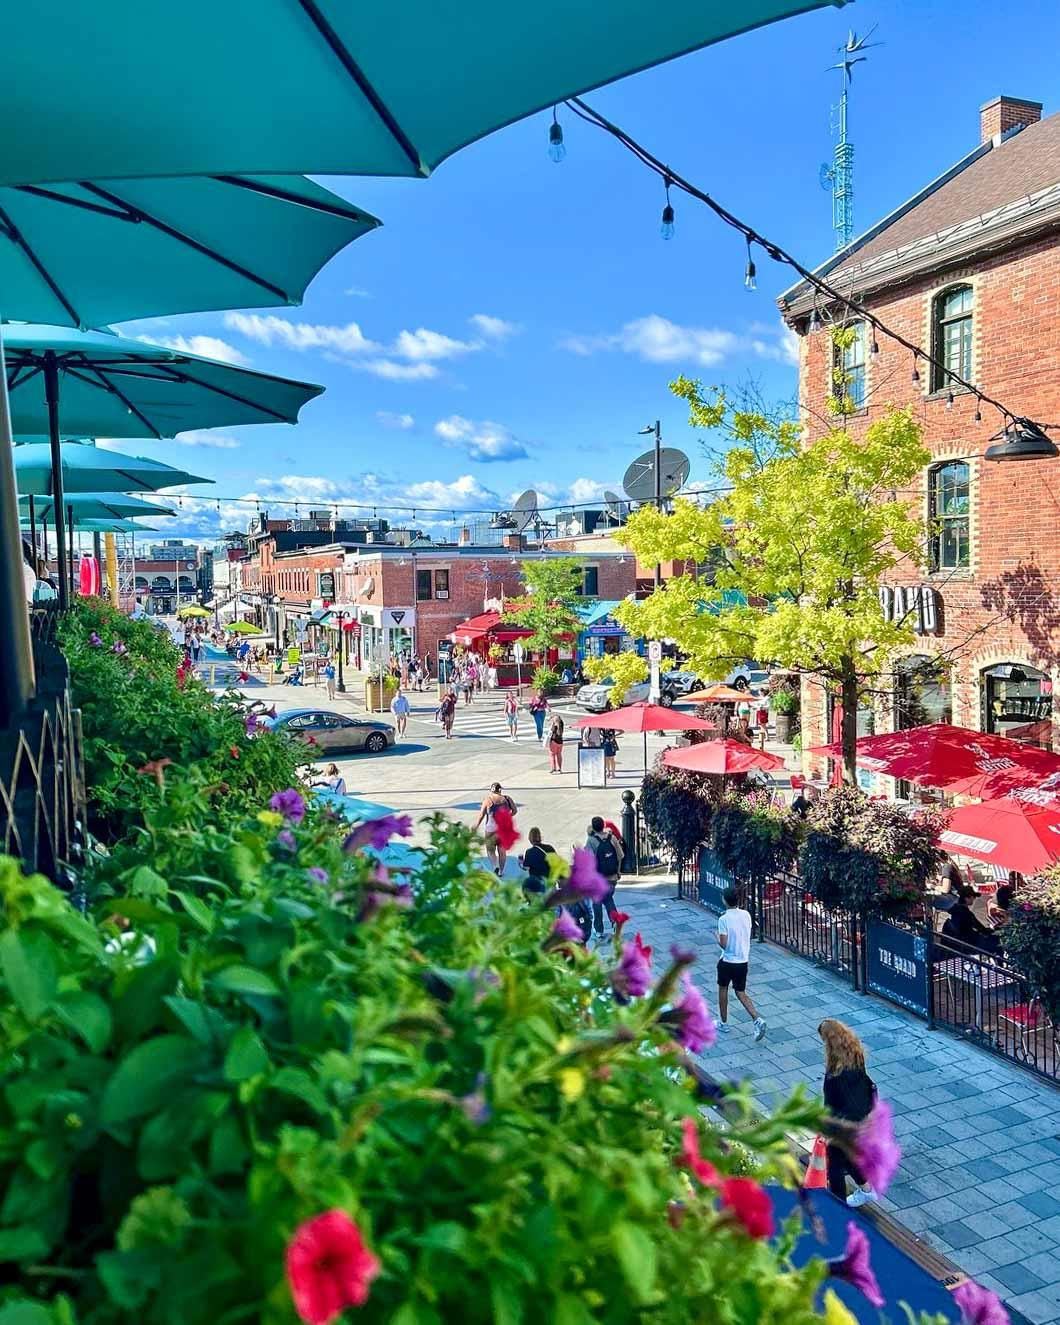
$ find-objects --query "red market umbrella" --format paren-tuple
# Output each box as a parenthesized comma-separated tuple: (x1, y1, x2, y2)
(578, 702, 716, 769)
(807, 722, 1060, 799)
(662, 739, 787, 777)
(939, 796, 1060, 875)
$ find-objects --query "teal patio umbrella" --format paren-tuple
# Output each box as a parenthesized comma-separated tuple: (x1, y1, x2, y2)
(18, 493, 175, 523)
(14, 439, 208, 496)
(0, 2, 845, 183)
(0, 174, 378, 328)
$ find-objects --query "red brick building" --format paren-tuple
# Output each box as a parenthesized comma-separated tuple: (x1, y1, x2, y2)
(779, 95, 1060, 782)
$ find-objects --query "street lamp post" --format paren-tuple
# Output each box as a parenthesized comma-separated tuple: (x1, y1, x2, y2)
(638, 419, 664, 702)
(335, 611, 346, 692)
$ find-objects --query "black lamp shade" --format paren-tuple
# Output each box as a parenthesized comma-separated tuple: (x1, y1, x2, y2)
(984, 418, 1059, 462)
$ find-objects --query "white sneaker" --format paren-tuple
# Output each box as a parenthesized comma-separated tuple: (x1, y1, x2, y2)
(846, 1187, 877, 1208)
(753, 1018, 767, 1042)
(717, 1021, 731, 1034)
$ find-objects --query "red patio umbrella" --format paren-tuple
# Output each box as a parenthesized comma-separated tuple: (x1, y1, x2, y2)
(662, 739, 787, 777)
(578, 702, 716, 769)
(807, 722, 1060, 799)
(939, 796, 1060, 875)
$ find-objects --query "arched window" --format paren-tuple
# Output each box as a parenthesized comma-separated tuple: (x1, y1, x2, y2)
(928, 461, 970, 571)
(931, 285, 973, 391)
(981, 662, 1052, 749)
(895, 655, 952, 730)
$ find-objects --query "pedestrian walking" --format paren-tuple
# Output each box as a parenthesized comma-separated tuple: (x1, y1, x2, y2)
(519, 826, 554, 896)
(390, 687, 410, 737)
(324, 658, 336, 701)
(323, 763, 347, 795)
(528, 691, 549, 744)
(716, 886, 766, 1041)
(547, 714, 565, 772)
(584, 815, 621, 939)
(602, 728, 619, 779)
(818, 1019, 879, 1207)
(439, 689, 457, 740)
(503, 692, 519, 741)
(487, 661, 498, 690)
(462, 670, 474, 706)
(476, 782, 517, 876)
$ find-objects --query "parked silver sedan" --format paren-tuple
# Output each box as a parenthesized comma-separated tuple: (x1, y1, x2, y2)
(263, 709, 395, 754)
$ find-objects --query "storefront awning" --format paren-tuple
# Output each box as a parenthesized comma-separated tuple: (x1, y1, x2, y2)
(451, 610, 534, 645)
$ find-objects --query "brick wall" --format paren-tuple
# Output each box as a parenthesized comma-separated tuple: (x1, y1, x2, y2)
(794, 231, 1060, 776)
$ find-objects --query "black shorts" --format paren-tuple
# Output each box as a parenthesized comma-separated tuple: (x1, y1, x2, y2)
(717, 959, 749, 992)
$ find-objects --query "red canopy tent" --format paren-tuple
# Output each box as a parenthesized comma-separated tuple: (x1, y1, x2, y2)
(662, 739, 787, 777)
(578, 702, 716, 768)
(450, 611, 532, 647)
(807, 722, 1060, 799)
(939, 796, 1060, 875)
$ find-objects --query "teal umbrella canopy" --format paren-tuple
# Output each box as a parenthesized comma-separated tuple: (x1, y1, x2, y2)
(4, 325, 322, 437)
(13, 440, 209, 496)
(18, 492, 176, 522)
(21, 518, 161, 533)
(0, 174, 379, 328)
(0, 1, 847, 184)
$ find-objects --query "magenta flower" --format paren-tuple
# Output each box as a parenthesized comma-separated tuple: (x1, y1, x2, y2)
(566, 847, 610, 901)
(828, 1222, 884, 1308)
(343, 814, 413, 852)
(358, 882, 413, 922)
(954, 1282, 1010, 1325)
(306, 867, 328, 886)
(611, 936, 653, 999)
(551, 907, 583, 943)
(270, 788, 306, 825)
(88, 631, 103, 648)
(671, 975, 717, 1053)
(854, 1101, 901, 1196)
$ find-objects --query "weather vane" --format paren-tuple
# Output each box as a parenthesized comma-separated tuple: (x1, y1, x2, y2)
(819, 26, 882, 250)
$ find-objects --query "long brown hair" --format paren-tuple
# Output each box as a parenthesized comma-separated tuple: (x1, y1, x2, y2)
(818, 1019, 867, 1075)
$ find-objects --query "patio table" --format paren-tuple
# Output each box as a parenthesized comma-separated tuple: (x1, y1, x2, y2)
(935, 957, 1019, 1031)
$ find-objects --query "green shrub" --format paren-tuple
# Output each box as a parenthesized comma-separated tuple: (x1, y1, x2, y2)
(1002, 869, 1060, 1023)
(711, 791, 800, 885)
(639, 767, 714, 866)
(531, 664, 560, 694)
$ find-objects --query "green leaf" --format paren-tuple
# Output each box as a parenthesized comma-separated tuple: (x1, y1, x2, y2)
(208, 1112, 248, 1176)
(0, 1303, 56, 1325)
(0, 928, 57, 1021)
(611, 1221, 657, 1306)
(415, 1222, 469, 1254)
(0, 1224, 50, 1263)
(163, 996, 228, 1048)
(112, 959, 179, 1041)
(211, 965, 280, 998)
(269, 1067, 329, 1115)
(174, 891, 214, 932)
(490, 1276, 524, 1325)
(53, 991, 112, 1053)
(128, 865, 169, 899)
(101, 1036, 206, 1128)
(223, 1026, 268, 1082)
(225, 844, 258, 884)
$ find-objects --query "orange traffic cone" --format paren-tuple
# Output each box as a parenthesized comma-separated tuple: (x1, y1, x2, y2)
(803, 1135, 828, 1189)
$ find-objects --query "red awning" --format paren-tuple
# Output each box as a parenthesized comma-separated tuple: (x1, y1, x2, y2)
(451, 610, 534, 645)
(939, 796, 1060, 874)
(808, 722, 1060, 799)
(662, 740, 787, 776)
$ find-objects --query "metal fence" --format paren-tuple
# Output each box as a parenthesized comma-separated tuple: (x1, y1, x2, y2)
(0, 606, 85, 888)
(756, 870, 859, 984)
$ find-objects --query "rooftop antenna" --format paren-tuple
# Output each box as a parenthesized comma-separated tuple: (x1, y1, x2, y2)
(819, 26, 881, 251)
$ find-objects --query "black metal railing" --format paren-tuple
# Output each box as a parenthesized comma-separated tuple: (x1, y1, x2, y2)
(0, 606, 85, 887)
(757, 869, 859, 983)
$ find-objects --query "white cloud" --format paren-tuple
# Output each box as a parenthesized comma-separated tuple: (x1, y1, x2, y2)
(392, 328, 479, 362)
(344, 286, 372, 298)
(434, 415, 529, 463)
(223, 313, 378, 355)
(375, 411, 415, 430)
(170, 430, 242, 450)
(560, 314, 800, 370)
(469, 314, 519, 341)
(360, 360, 439, 382)
(567, 477, 613, 504)
(140, 334, 249, 366)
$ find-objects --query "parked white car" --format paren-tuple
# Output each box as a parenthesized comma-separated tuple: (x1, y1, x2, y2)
(574, 678, 676, 713)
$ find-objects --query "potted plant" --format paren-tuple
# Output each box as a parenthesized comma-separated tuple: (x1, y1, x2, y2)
(771, 685, 797, 743)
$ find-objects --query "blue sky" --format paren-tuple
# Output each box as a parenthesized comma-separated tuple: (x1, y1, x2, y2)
(112, 0, 1060, 543)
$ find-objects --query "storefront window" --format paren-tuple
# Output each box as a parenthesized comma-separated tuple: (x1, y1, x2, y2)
(981, 662, 1053, 749)
(895, 655, 952, 730)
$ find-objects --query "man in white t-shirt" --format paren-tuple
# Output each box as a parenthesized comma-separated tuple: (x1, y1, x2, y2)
(717, 887, 767, 1041)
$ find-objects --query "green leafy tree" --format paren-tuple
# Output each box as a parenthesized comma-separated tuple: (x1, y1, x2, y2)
(616, 384, 930, 781)
(503, 557, 583, 654)
(583, 651, 648, 694)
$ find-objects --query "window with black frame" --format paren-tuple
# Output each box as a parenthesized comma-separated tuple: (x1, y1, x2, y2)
(416, 568, 433, 601)
(931, 286, 973, 392)
(929, 461, 970, 571)
(981, 662, 1053, 749)
(832, 322, 867, 410)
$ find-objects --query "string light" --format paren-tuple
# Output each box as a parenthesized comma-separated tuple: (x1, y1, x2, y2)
(974, 400, 983, 423)
(946, 390, 955, 411)
(870, 334, 879, 358)
(911, 354, 921, 386)
(660, 177, 675, 240)
(744, 238, 757, 292)
(548, 107, 566, 163)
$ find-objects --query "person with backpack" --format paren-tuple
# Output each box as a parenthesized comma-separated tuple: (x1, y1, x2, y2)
(584, 815, 621, 940)
(438, 689, 457, 740)
(519, 826, 554, 897)
(818, 1019, 878, 1207)
(476, 782, 517, 876)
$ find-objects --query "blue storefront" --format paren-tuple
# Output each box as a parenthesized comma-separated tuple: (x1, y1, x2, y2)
(576, 600, 638, 662)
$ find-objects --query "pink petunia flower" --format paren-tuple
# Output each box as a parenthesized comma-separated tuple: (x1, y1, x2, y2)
(611, 934, 653, 998)
(679, 1117, 720, 1186)
(285, 1209, 381, 1324)
(719, 1178, 774, 1239)
(566, 847, 610, 901)
(550, 908, 583, 943)
(854, 1101, 901, 1197)
(954, 1281, 1010, 1325)
(828, 1222, 884, 1308)
(671, 975, 717, 1053)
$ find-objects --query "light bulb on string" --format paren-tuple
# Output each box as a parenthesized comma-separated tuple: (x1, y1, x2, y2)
(548, 107, 566, 163)
(744, 238, 757, 291)
(974, 400, 983, 424)
(870, 333, 880, 358)
(911, 354, 921, 386)
(808, 307, 821, 334)
(946, 390, 954, 411)
(660, 178, 675, 240)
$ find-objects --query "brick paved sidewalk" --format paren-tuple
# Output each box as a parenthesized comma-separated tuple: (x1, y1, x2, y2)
(615, 881, 1060, 1325)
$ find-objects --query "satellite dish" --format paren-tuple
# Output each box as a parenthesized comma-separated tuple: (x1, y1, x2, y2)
(512, 488, 538, 532)
(603, 490, 625, 525)
(819, 162, 834, 192)
(622, 447, 691, 502)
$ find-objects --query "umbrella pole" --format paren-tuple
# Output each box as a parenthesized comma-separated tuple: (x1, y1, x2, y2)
(44, 352, 69, 612)
(644, 729, 648, 772)
(28, 495, 37, 571)
(0, 331, 35, 721)
(67, 504, 76, 600)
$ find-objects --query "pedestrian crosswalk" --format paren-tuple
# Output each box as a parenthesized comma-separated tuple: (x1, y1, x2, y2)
(404, 697, 580, 744)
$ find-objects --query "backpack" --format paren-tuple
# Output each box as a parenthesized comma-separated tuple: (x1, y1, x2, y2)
(568, 900, 593, 943)
(593, 832, 620, 879)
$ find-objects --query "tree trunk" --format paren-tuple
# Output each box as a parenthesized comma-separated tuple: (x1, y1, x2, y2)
(840, 664, 859, 785)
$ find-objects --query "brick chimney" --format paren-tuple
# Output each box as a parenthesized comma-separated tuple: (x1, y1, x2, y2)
(501, 532, 525, 551)
(980, 95, 1042, 144)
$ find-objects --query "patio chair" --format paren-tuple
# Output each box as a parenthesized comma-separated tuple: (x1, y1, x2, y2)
(997, 996, 1057, 1066)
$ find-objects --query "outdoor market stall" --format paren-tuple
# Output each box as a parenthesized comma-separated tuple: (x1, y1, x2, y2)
(449, 611, 537, 687)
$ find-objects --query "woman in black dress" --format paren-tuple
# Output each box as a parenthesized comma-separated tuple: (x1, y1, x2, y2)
(819, 1018, 878, 1207)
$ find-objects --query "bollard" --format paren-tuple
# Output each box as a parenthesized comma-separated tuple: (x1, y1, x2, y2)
(620, 789, 637, 875)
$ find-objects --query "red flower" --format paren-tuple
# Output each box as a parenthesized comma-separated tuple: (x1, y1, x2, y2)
(492, 805, 520, 850)
(611, 910, 632, 931)
(230, 745, 240, 760)
(719, 1178, 774, 1239)
(286, 1210, 381, 1325)
(679, 1117, 719, 1186)
(136, 757, 173, 790)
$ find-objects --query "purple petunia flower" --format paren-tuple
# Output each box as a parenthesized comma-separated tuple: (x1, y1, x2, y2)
(88, 632, 103, 647)
(358, 882, 413, 922)
(670, 943, 696, 965)
(673, 975, 717, 1053)
(828, 1222, 884, 1308)
(270, 788, 306, 825)
(458, 1074, 491, 1126)
(551, 907, 583, 943)
(245, 712, 259, 737)
(954, 1282, 1010, 1325)
(112, 640, 127, 656)
(566, 847, 610, 902)
(306, 867, 328, 885)
(611, 936, 653, 999)
(854, 1100, 901, 1197)
(276, 829, 296, 852)
(343, 813, 414, 852)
